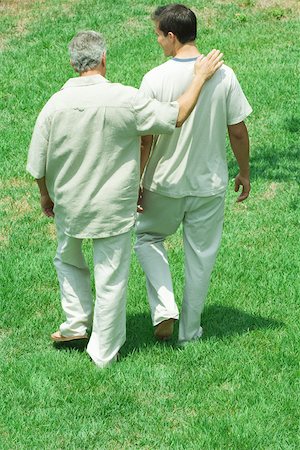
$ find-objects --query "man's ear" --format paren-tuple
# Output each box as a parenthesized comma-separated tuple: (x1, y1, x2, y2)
(167, 31, 176, 42)
(101, 52, 106, 69)
(70, 59, 79, 73)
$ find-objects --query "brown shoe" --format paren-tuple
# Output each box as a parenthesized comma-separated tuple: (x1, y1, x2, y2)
(154, 319, 175, 341)
(51, 330, 88, 342)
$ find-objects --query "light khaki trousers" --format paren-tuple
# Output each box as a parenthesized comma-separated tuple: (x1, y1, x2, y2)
(54, 225, 131, 367)
(135, 189, 225, 345)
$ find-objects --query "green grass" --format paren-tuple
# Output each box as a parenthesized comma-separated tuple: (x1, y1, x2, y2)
(1, 0, 300, 448)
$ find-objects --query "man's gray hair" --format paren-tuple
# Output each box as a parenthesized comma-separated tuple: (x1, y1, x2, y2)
(68, 30, 106, 73)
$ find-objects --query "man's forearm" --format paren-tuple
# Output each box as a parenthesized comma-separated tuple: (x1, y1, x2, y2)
(228, 121, 250, 202)
(36, 177, 55, 217)
(176, 74, 207, 127)
(36, 177, 49, 196)
(231, 136, 250, 177)
(140, 135, 153, 178)
(228, 123, 250, 176)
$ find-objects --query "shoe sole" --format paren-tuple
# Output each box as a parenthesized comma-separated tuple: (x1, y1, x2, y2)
(51, 334, 88, 343)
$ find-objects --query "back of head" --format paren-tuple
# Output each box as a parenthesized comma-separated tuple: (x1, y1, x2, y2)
(152, 4, 197, 44)
(68, 30, 106, 73)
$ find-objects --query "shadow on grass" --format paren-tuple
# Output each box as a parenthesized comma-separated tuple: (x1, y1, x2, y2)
(202, 304, 282, 340)
(52, 338, 88, 352)
(233, 115, 300, 184)
(228, 144, 300, 182)
(50, 305, 283, 356)
(122, 304, 283, 355)
(122, 312, 155, 356)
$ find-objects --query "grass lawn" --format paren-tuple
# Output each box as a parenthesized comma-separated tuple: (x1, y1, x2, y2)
(0, 0, 299, 448)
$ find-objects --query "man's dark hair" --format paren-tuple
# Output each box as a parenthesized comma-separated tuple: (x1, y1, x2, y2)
(152, 4, 197, 44)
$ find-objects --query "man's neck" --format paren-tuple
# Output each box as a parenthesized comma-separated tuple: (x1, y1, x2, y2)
(80, 68, 104, 77)
(173, 42, 201, 59)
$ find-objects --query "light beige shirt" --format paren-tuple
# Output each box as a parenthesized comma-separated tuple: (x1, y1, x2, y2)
(140, 59, 252, 197)
(27, 75, 178, 238)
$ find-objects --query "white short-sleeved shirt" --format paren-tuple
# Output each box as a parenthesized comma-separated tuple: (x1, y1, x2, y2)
(27, 75, 178, 238)
(140, 59, 252, 197)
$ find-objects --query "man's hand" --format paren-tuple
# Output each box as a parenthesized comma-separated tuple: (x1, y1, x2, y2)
(36, 177, 54, 217)
(40, 194, 54, 217)
(140, 135, 153, 179)
(234, 173, 250, 202)
(194, 49, 224, 81)
(137, 187, 144, 213)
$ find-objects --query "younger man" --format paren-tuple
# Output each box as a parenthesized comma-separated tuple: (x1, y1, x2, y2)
(135, 5, 252, 344)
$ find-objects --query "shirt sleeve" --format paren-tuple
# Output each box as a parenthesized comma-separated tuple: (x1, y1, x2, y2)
(132, 91, 179, 136)
(26, 109, 50, 179)
(139, 76, 155, 99)
(226, 72, 252, 125)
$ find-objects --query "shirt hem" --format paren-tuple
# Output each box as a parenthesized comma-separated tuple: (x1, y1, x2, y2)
(64, 220, 135, 239)
(143, 183, 227, 198)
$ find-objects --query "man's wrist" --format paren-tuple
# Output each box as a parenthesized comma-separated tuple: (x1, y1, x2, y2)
(193, 73, 206, 84)
(239, 170, 250, 178)
(40, 194, 53, 205)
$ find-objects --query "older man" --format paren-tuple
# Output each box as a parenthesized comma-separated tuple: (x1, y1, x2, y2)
(27, 30, 223, 367)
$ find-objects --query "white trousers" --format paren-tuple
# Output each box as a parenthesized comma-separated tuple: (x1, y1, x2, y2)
(135, 189, 225, 345)
(54, 225, 131, 367)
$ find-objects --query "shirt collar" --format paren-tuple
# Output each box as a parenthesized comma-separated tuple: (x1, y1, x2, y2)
(172, 57, 199, 62)
(61, 75, 109, 90)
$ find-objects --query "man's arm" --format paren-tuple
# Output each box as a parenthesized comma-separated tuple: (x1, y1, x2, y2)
(137, 135, 153, 212)
(27, 105, 54, 216)
(36, 177, 55, 217)
(140, 135, 153, 178)
(228, 121, 250, 202)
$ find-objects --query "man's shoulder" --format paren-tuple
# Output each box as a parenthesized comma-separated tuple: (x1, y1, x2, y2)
(142, 59, 234, 85)
(209, 64, 236, 88)
(215, 63, 234, 79)
(143, 60, 174, 80)
(36, 91, 60, 122)
(102, 83, 139, 108)
(48, 82, 139, 111)
(107, 83, 138, 96)
(220, 64, 234, 76)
